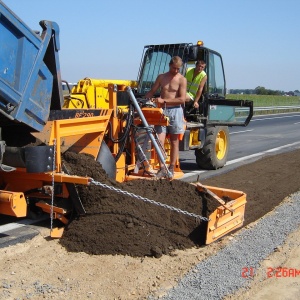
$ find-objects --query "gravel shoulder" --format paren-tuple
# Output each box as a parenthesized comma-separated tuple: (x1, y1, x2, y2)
(159, 193, 300, 299)
(225, 222, 300, 300)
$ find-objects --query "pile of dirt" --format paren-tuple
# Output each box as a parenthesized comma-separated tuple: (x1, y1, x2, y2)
(59, 149, 300, 258)
(59, 152, 220, 257)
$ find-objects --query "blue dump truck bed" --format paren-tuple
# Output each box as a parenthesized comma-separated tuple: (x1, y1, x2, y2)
(0, 1, 63, 131)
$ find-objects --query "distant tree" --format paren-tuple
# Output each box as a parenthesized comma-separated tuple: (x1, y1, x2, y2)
(295, 90, 300, 93)
(229, 87, 292, 95)
(268, 90, 282, 96)
(254, 86, 283, 96)
(255, 86, 266, 95)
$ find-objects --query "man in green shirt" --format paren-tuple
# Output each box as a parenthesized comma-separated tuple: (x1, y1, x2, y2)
(185, 60, 207, 109)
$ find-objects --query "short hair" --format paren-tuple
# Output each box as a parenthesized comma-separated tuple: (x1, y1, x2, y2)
(196, 60, 206, 66)
(169, 56, 183, 66)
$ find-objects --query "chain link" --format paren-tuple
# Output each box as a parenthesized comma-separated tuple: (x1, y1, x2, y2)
(90, 179, 210, 221)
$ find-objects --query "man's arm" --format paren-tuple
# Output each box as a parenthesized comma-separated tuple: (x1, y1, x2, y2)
(194, 75, 207, 107)
(145, 75, 162, 99)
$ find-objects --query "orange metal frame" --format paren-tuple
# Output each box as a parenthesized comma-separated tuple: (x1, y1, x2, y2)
(0, 83, 185, 235)
(198, 185, 247, 245)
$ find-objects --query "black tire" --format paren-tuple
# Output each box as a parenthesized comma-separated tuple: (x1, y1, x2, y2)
(195, 126, 230, 170)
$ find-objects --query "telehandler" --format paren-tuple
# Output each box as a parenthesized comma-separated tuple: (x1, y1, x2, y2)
(0, 1, 251, 244)
(64, 42, 253, 171)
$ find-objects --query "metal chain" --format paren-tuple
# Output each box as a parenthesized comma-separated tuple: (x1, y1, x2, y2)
(50, 139, 56, 231)
(90, 179, 210, 221)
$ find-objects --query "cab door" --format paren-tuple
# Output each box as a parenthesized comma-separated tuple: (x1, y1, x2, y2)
(205, 50, 253, 127)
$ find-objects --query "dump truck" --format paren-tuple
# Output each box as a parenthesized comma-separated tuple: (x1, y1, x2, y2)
(0, 1, 251, 244)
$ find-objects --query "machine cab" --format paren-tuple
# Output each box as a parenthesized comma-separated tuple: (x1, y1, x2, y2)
(136, 42, 253, 127)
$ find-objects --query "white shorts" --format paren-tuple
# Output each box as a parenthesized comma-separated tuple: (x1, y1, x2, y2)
(155, 106, 185, 135)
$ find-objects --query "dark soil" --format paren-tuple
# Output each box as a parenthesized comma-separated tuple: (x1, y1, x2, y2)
(201, 149, 300, 226)
(59, 149, 300, 258)
(60, 152, 220, 257)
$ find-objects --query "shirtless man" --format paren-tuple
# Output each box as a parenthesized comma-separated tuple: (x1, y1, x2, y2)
(145, 56, 187, 178)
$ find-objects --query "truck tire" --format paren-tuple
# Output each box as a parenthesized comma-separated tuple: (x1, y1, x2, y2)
(195, 126, 230, 170)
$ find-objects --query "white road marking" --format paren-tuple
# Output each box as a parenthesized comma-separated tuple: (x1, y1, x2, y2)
(230, 129, 254, 134)
(0, 216, 48, 233)
(252, 114, 300, 121)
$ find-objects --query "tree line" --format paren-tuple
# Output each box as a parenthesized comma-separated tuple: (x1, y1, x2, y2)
(229, 87, 300, 96)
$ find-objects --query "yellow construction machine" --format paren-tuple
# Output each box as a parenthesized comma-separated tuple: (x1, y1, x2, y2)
(63, 42, 253, 171)
(0, 2, 251, 244)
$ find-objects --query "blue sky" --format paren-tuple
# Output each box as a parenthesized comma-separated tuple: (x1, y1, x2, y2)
(2, 0, 299, 91)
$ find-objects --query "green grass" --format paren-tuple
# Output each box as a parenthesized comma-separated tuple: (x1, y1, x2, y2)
(226, 94, 300, 107)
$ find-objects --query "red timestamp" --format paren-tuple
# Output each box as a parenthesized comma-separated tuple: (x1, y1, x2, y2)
(241, 267, 256, 278)
(242, 267, 300, 278)
(267, 267, 300, 278)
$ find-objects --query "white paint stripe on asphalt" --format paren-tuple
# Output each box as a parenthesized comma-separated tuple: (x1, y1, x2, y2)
(227, 141, 300, 165)
(230, 129, 254, 134)
(0, 223, 27, 233)
(0, 216, 48, 233)
(182, 170, 205, 179)
(252, 114, 300, 121)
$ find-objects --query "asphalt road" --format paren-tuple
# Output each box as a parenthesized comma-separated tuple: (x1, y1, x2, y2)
(228, 112, 300, 159)
(180, 112, 300, 182)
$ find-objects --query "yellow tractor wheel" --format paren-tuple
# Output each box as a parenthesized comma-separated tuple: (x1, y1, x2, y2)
(195, 126, 230, 170)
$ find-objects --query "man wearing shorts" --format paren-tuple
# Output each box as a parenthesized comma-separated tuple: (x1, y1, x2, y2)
(145, 56, 187, 178)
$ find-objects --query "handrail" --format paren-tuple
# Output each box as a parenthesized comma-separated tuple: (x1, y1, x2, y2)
(236, 105, 300, 113)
